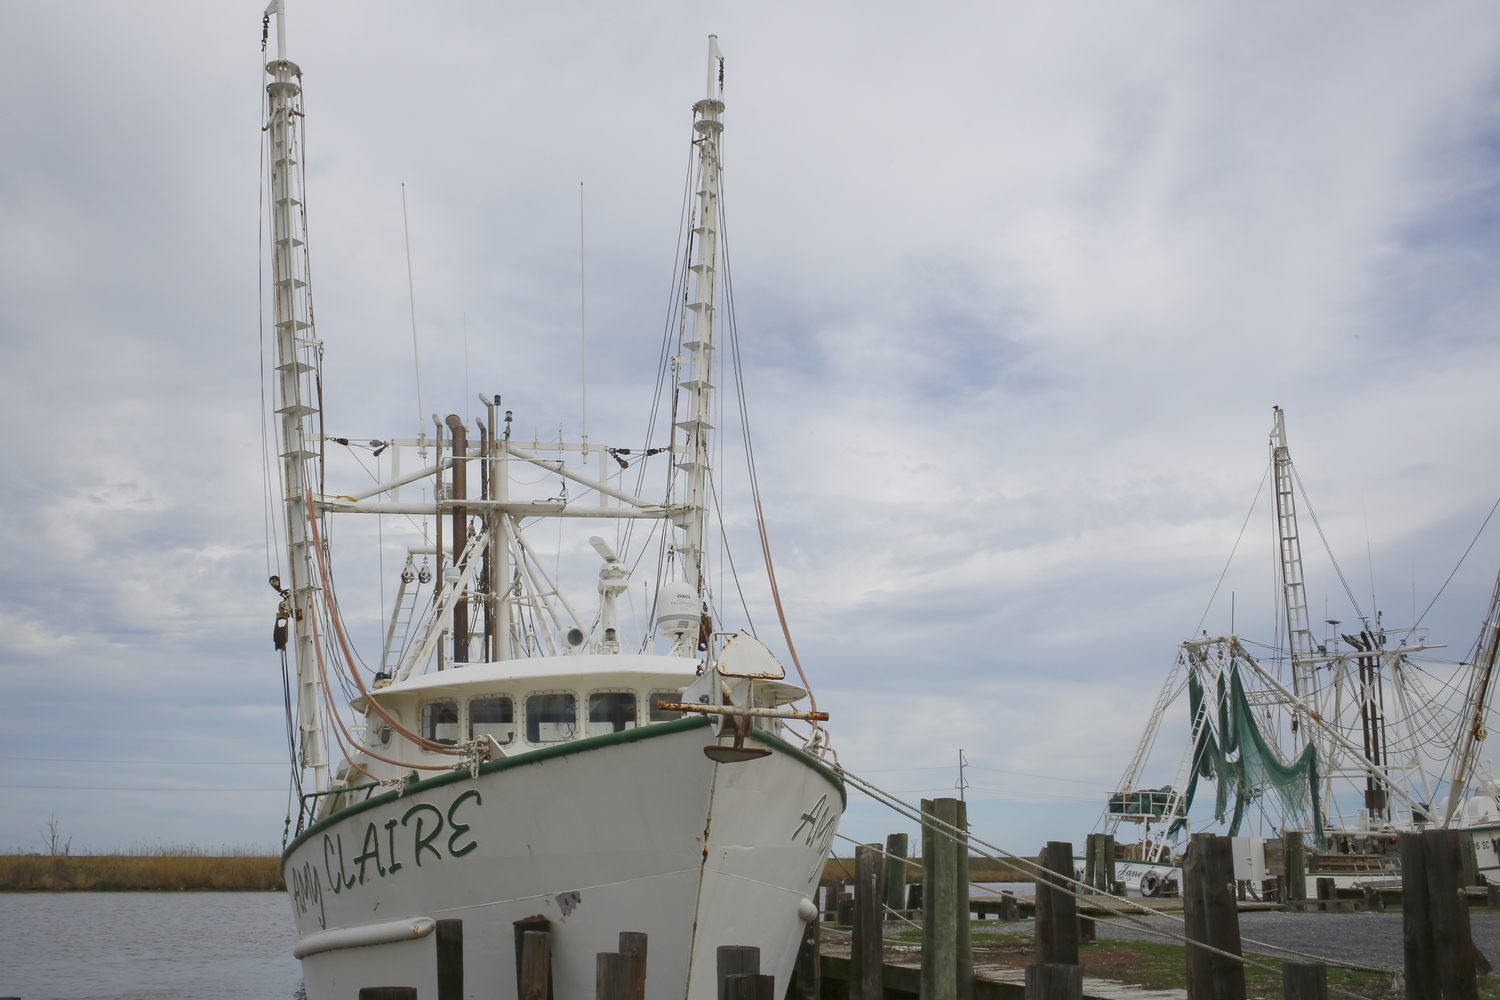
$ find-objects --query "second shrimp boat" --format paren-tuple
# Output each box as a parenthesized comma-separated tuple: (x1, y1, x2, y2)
(1101, 408, 1500, 898)
(260, 6, 843, 997)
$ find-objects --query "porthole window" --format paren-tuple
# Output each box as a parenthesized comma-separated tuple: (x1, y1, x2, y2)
(649, 690, 684, 722)
(470, 696, 515, 745)
(420, 700, 459, 746)
(526, 692, 577, 744)
(588, 692, 637, 737)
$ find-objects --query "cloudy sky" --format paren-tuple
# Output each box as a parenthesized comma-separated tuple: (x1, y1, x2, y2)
(4, 0, 1500, 857)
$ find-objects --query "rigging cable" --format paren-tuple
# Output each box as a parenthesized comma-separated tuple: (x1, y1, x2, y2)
(618, 125, 698, 571)
(1415, 489, 1500, 628)
(1193, 463, 1270, 637)
(1290, 464, 1365, 620)
(719, 178, 825, 746)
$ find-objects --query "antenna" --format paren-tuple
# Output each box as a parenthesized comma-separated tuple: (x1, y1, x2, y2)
(580, 181, 588, 458)
(401, 184, 425, 436)
(707, 35, 722, 99)
(956, 748, 970, 801)
(264, 0, 286, 62)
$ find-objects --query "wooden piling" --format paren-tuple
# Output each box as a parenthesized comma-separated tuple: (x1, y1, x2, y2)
(435, 918, 463, 1000)
(836, 895, 855, 927)
(954, 799, 972, 1000)
(1401, 831, 1439, 1000)
(1000, 892, 1020, 922)
(1034, 848, 1053, 960)
(1281, 960, 1328, 1000)
(1182, 835, 1210, 995)
(1036, 841, 1078, 966)
(619, 933, 648, 1000)
(717, 945, 760, 1000)
(1023, 962, 1082, 1000)
(852, 843, 885, 1000)
(724, 973, 776, 1000)
(1315, 877, 1336, 902)
(922, 798, 959, 1000)
(1182, 834, 1245, 1000)
(520, 931, 552, 1000)
(1424, 828, 1479, 999)
(1284, 831, 1307, 902)
(597, 952, 628, 1000)
(1084, 834, 1113, 892)
(515, 916, 554, 1000)
(884, 832, 910, 912)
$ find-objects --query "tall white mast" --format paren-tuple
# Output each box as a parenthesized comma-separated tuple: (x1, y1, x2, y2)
(265, 0, 328, 793)
(1271, 408, 1318, 739)
(671, 36, 725, 629)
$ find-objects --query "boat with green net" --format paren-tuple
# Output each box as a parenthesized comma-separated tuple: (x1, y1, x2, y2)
(1100, 408, 1500, 896)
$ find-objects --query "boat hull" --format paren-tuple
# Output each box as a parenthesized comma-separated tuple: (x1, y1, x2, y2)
(282, 717, 843, 1000)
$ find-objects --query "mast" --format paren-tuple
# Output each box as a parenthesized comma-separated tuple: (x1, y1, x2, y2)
(265, 0, 328, 792)
(1271, 408, 1318, 743)
(1445, 565, 1500, 823)
(670, 36, 725, 643)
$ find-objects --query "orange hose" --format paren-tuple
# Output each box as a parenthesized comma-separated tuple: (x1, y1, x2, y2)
(306, 586, 449, 773)
(304, 490, 459, 755)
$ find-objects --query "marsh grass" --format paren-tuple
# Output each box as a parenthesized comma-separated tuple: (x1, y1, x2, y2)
(0, 848, 283, 891)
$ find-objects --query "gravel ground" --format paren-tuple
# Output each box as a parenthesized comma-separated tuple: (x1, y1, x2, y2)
(1093, 909, 1500, 970)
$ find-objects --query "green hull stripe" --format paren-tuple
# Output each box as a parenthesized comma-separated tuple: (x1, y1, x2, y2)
(282, 715, 845, 865)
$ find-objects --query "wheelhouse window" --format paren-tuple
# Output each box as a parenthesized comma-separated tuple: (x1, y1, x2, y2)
(470, 696, 514, 745)
(421, 700, 459, 746)
(526, 693, 577, 744)
(588, 692, 637, 737)
(649, 690, 684, 722)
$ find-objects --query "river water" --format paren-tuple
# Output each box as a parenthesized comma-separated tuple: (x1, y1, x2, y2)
(0, 892, 302, 1000)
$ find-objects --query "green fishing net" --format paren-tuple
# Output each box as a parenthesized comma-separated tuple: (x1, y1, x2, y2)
(1170, 662, 1323, 843)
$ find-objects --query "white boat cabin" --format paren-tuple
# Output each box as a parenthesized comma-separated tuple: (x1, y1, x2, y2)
(327, 653, 809, 810)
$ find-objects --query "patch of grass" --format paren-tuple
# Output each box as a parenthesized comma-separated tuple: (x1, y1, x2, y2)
(1063, 938, 1486, 1000)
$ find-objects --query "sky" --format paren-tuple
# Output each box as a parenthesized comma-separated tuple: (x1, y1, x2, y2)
(4, 0, 1500, 857)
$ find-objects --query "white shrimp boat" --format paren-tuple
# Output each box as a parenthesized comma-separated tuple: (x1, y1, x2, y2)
(259, 6, 842, 997)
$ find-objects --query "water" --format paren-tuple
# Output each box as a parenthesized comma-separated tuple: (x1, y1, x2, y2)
(0, 892, 302, 1000)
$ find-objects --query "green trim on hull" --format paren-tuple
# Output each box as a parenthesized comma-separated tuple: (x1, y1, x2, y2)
(282, 715, 845, 866)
